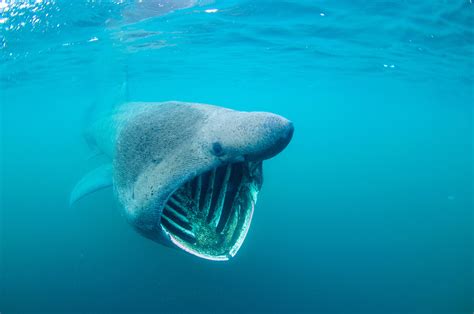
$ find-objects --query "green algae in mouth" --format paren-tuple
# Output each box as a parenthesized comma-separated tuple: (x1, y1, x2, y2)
(160, 161, 262, 261)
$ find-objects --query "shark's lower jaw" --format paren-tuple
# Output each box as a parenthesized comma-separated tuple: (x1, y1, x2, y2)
(160, 161, 262, 261)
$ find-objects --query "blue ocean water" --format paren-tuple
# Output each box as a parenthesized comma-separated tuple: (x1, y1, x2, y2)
(0, 0, 473, 313)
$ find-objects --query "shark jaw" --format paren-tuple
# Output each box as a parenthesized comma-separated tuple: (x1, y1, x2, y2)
(159, 161, 263, 261)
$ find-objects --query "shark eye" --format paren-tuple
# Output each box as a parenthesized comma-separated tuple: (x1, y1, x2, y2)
(211, 142, 225, 156)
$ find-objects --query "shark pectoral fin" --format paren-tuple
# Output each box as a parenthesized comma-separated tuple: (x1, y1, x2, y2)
(70, 164, 113, 206)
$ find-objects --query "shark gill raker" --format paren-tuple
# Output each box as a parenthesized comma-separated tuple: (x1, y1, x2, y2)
(70, 101, 294, 261)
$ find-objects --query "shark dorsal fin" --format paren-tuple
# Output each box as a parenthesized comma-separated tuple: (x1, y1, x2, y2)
(70, 164, 113, 206)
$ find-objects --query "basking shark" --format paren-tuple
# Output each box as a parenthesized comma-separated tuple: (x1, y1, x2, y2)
(71, 101, 293, 261)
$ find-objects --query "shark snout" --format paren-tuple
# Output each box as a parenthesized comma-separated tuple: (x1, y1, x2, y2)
(282, 120, 294, 144)
(244, 113, 294, 162)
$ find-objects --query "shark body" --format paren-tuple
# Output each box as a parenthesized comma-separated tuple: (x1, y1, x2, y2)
(71, 101, 293, 260)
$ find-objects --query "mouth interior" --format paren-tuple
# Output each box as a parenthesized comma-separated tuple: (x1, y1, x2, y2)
(160, 161, 262, 261)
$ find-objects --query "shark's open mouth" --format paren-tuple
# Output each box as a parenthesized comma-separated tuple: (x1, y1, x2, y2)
(160, 161, 262, 261)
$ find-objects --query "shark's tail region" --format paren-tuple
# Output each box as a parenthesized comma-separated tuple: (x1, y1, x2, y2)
(72, 62, 128, 205)
(83, 64, 130, 128)
(82, 58, 130, 154)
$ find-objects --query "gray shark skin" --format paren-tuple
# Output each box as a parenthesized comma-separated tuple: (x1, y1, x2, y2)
(71, 101, 294, 261)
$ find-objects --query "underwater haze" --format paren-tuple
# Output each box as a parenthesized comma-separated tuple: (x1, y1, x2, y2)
(1, 0, 473, 313)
